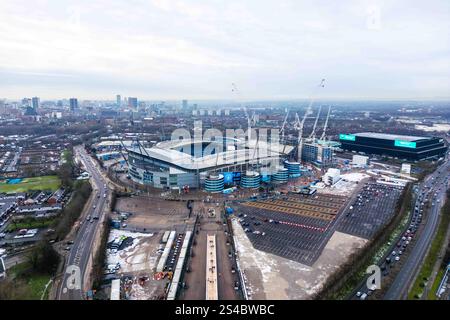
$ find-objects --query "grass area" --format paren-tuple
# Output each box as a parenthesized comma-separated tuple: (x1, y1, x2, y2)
(8, 262, 52, 300)
(329, 205, 413, 300)
(0, 175, 61, 193)
(428, 268, 445, 300)
(62, 149, 73, 165)
(412, 161, 439, 181)
(25, 274, 51, 300)
(6, 217, 56, 232)
(408, 193, 450, 300)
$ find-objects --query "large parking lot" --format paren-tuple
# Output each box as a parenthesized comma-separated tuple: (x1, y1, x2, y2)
(232, 182, 405, 265)
(337, 182, 404, 239)
(232, 194, 348, 265)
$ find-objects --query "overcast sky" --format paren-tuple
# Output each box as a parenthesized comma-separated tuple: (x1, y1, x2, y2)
(0, 0, 449, 100)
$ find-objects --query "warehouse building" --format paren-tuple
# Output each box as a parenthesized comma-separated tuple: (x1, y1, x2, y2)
(339, 132, 447, 161)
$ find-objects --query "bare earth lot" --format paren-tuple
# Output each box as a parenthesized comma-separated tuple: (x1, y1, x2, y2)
(115, 196, 194, 232)
(110, 196, 197, 299)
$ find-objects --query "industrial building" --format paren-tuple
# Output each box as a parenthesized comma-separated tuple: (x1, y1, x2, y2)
(339, 132, 447, 161)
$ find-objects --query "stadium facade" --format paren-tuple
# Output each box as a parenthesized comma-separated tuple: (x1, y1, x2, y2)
(126, 137, 293, 189)
(339, 132, 447, 161)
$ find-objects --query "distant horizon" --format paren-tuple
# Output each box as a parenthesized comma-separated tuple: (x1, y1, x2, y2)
(1, 1, 449, 100)
(2, 96, 450, 103)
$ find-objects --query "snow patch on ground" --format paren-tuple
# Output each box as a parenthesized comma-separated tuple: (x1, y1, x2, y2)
(340, 172, 370, 182)
(107, 229, 155, 273)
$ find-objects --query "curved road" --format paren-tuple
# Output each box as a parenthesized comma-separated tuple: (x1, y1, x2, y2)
(56, 146, 110, 300)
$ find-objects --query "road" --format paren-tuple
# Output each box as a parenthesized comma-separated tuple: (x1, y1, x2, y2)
(350, 154, 450, 300)
(55, 146, 110, 300)
(4, 253, 28, 269)
(384, 157, 450, 299)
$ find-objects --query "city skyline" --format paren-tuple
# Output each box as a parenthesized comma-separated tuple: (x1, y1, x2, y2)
(0, 0, 449, 100)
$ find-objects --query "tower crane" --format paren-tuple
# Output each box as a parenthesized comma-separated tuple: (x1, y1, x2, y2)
(295, 78, 326, 162)
(308, 105, 322, 140)
(279, 109, 290, 144)
(296, 107, 312, 162)
(232, 83, 255, 143)
(320, 105, 332, 141)
(243, 106, 252, 142)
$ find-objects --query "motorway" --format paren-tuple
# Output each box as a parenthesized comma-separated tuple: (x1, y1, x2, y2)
(350, 154, 450, 300)
(55, 145, 110, 300)
(384, 157, 450, 299)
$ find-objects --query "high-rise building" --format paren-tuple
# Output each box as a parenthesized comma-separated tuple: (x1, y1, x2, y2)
(116, 94, 121, 107)
(32, 97, 39, 110)
(182, 99, 188, 109)
(69, 98, 78, 112)
(128, 97, 138, 109)
(0, 100, 5, 115)
(22, 98, 31, 107)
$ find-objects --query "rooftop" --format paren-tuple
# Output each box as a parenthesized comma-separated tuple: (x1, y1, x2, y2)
(127, 139, 293, 171)
(354, 132, 430, 142)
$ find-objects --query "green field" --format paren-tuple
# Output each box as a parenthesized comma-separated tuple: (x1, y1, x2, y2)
(5, 262, 52, 300)
(0, 175, 61, 193)
(6, 217, 56, 232)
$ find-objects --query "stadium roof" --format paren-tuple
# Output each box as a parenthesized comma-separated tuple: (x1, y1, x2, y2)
(127, 139, 294, 171)
(354, 132, 430, 142)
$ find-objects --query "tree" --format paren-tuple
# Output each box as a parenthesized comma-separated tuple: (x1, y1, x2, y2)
(0, 279, 28, 300)
(27, 241, 60, 274)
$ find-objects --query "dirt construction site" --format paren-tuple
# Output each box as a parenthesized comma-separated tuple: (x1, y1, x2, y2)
(114, 195, 196, 233)
(105, 195, 197, 300)
(106, 229, 168, 300)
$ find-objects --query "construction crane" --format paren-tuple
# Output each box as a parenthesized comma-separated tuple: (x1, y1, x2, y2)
(296, 78, 326, 162)
(232, 83, 254, 142)
(296, 108, 312, 161)
(279, 109, 290, 144)
(250, 131, 260, 171)
(320, 105, 332, 141)
(243, 106, 259, 143)
(243, 106, 252, 142)
(308, 105, 322, 140)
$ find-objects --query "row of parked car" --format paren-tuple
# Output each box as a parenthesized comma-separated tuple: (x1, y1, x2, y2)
(356, 186, 426, 299)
